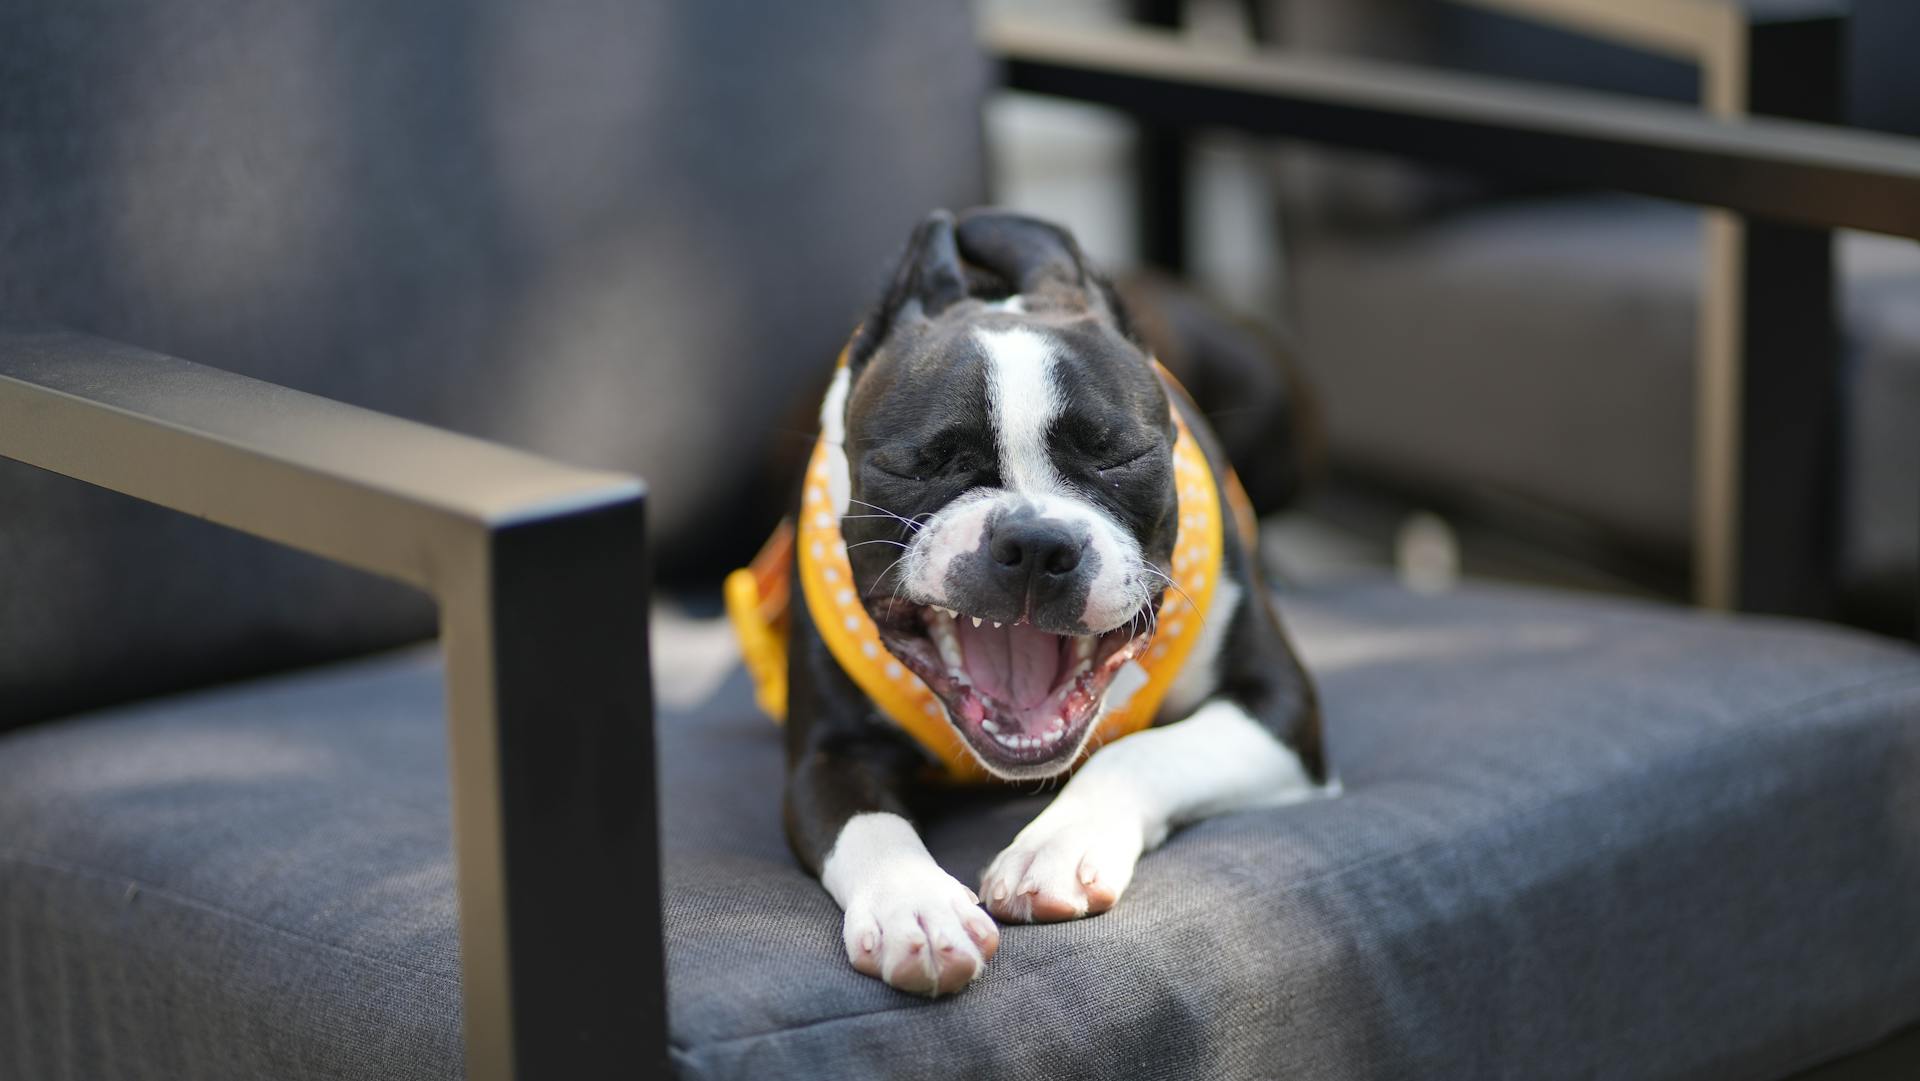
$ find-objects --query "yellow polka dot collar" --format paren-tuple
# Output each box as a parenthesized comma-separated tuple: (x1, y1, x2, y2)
(727, 359, 1247, 785)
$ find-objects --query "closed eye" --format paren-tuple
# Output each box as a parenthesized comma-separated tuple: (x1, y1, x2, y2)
(1097, 446, 1158, 472)
(867, 443, 988, 483)
(869, 459, 924, 482)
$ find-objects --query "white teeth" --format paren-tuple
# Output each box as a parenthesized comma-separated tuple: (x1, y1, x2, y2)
(928, 612, 965, 670)
(980, 711, 1077, 750)
(992, 621, 1002, 629)
(983, 730, 1066, 750)
(1074, 635, 1096, 663)
(972, 616, 983, 628)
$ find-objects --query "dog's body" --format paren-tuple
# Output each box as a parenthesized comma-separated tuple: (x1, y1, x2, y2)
(778, 210, 1329, 995)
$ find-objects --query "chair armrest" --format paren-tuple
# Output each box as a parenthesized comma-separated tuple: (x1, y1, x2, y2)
(985, 16, 1920, 239)
(0, 324, 664, 1081)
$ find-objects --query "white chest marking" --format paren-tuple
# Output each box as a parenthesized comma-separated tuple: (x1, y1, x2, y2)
(975, 325, 1064, 496)
(1069, 698, 1323, 847)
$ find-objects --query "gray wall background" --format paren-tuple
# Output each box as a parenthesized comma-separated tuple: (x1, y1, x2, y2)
(0, 0, 990, 723)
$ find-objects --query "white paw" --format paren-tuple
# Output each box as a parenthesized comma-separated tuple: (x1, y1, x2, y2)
(841, 870, 1000, 996)
(981, 808, 1146, 923)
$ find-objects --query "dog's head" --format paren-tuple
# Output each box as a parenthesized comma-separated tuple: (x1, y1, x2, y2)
(823, 210, 1178, 780)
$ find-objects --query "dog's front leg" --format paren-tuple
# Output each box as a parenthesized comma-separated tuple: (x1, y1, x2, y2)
(980, 698, 1323, 922)
(786, 608, 999, 995)
(788, 748, 999, 996)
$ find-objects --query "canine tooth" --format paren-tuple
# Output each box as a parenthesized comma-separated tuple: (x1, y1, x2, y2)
(982, 719, 999, 733)
(1074, 635, 1095, 662)
(972, 616, 983, 628)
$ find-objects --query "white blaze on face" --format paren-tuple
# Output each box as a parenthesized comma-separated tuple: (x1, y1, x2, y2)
(893, 324, 1149, 631)
(979, 325, 1066, 494)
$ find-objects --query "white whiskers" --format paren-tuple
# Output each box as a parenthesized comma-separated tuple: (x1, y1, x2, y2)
(1139, 564, 1207, 635)
(845, 498, 928, 533)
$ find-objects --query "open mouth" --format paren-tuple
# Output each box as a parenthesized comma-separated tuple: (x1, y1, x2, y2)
(869, 602, 1156, 776)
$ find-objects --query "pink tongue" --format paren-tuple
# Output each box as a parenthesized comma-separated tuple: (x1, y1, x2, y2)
(955, 620, 1064, 711)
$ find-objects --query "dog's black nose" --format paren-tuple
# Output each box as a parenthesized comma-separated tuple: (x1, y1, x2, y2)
(989, 519, 1083, 577)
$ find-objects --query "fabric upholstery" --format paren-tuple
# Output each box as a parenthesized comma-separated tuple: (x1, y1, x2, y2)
(1291, 195, 1920, 601)
(0, 0, 989, 724)
(5, 579, 1920, 1079)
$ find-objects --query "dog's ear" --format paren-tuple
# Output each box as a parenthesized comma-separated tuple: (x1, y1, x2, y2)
(953, 209, 1094, 303)
(848, 210, 967, 370)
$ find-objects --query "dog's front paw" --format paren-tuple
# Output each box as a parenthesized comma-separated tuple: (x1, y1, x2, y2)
(842, 873, 1000, 997)
(982, 808, 1146, 923)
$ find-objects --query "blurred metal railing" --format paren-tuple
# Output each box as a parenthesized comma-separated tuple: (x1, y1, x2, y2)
(987, 11, 1920, 621)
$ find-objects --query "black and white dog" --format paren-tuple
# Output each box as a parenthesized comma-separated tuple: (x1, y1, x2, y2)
(781, 209, 1328, 996)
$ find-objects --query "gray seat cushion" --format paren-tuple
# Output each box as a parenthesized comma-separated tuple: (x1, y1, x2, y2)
(4, 579, 1920, 1079)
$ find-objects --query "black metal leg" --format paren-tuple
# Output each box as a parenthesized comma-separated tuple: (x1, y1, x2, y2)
(1130, 0, 1189, 273)
(1734, 14, 1844, 616)
(475, 498, 665, 1079)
